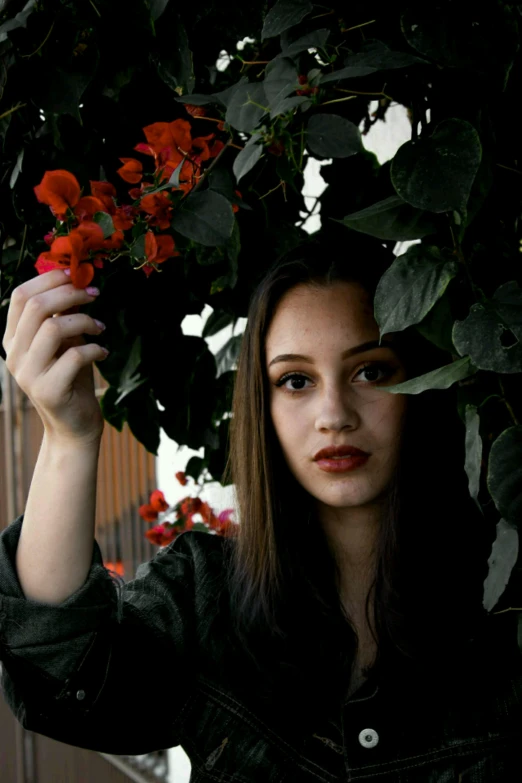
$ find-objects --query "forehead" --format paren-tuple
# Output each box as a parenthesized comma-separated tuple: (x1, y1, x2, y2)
(266, 281, 377, 348)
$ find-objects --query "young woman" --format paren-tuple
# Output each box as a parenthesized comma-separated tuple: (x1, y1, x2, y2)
(0, 240, 519, 780)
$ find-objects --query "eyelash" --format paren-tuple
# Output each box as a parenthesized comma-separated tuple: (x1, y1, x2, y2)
(274, 362, 395, 394)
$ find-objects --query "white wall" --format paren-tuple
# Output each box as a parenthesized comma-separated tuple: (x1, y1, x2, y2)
(164, 101, 413, 782)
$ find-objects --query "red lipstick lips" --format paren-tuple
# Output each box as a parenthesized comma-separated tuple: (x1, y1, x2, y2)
(313, 445, 370, 473)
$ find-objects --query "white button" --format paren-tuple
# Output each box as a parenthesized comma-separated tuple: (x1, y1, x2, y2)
(76, 690, 86, 701)
(358, 728, 379, 748)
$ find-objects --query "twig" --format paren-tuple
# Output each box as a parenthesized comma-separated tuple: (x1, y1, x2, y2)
(89, 0, 101, 17)
(20, 21, 55, 58)
(340, 20, 376, 33)
(499, 377, 519, 426)
(492, 607, 522, 615)
(497, 163, 522, 176)
(320, 96, 357, 106)
(258, 180, 285, 200)
(189, 138, 233, 196)
(0, 102, 27, 121)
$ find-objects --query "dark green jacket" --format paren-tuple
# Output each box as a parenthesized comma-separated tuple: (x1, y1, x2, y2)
(0, 514, 521, 781)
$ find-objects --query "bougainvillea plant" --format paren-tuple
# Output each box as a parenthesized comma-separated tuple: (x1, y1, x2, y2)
(0, 1, 521, 620)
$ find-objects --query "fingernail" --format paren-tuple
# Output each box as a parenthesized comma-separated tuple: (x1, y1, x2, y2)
(85, 286, 100, 296)
(94, 319, 106, 331)
(64, 268, 71, 276)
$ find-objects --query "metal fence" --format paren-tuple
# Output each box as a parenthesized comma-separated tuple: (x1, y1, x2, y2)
(0, 361, 171, 783)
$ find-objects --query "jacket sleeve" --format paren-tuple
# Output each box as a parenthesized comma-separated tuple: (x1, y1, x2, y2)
(0, 514, 199, 755)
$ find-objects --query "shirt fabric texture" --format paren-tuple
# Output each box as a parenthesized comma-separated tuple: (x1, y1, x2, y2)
(0, 513, 521, 782)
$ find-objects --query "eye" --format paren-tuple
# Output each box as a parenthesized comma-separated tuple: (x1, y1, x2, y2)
(274, 362, 395, 395)
(354, 362, 395, 383)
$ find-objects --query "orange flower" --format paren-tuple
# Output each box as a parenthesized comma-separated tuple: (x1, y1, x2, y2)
(145, 524, 177, 546)
(128, 181, 154, 201)
(175, 471, 188, 486)
(74, 196, 108, 222)
(232, 189, 242, 214)
(34, 170, 81, 218)
(139, 191, 173, 229)
(104, 560, 125, 577)
(117, 157, 143, 184)
(89, 181, 117, 214)
(150, 489, 170, 513)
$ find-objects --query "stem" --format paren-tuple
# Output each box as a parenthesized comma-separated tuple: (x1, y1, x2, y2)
(333, 86, 394, 101)
(492, 607, 522, 615)
(449, 219, 477, 297)
(320, 95, 357, 106)
(499, 377, 520, 426)
(258, 181, 284, 200)
(20, 21, 55, 58)
(496, 163, 522, 176)
(189, 138, 233, 196)
(0, 102, 27, 121)
(88, 0, 101, 17)
(340, 19, 376, 33)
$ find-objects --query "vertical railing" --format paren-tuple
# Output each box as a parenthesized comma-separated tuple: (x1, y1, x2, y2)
(0, 361, 170, 783)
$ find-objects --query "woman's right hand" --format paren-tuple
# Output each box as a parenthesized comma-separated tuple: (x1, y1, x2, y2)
(2, 268, 109, 447)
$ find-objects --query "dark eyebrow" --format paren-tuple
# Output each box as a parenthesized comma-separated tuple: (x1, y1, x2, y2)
(268, 339, 397, 368)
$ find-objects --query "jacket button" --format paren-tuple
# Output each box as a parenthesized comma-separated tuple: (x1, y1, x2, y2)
(358, 728, 379, 748)
(76, 690, 86, 701)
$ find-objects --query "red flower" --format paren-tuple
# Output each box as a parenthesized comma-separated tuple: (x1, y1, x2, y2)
(34, 170, 81, 219)
(142, 231, 180, 277)
(117, 158, 143, 184)
(89, 181, 117, 214)
(145, 524, 177, 546)
(150, 489, 170, 513)
(296, 74, 319, 96)
(139, 503, 159, 523)
(112, 205, 136, 231)
(175, 471, 188, 486)
(232, 189, 242, 214)
(74, 196, 108, 222)
(184, 104, 207, 117)
(139, 191, 173, 229)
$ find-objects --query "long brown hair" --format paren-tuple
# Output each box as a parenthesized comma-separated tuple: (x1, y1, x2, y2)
(217, 237, 492, 725)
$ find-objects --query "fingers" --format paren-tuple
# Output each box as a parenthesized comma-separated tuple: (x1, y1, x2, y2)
(4, 276, 99, 370)
(32, 343, 109, 409)
(18, 313, 106, 381)
(3, 269, 71, 352)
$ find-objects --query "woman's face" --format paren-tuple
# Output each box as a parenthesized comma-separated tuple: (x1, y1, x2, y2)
(265, 281, 408, 515)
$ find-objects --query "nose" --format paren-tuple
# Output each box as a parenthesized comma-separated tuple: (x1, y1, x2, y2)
(314, 385, 360, 433)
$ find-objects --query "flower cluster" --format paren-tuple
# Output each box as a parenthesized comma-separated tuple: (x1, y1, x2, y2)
(33, 116, 239, 287)
(138, 471, 238, 547)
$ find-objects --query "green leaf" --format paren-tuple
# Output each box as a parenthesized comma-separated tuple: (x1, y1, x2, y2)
(415, 288, 455, 353)
(172, 191, 234, 246)
(320, 40, 425, 84)
(100, 386, 127, 432)
(149, 0, 170, 21)
(127, 390, 160, 456)
(203, 310, 235, 338)
(140, 159, 183, 196)
(391, 118, 482, 214)
(0, 0, 37, 43)
(383, 356, 477, 395)
(225, 82, 268, 132)
(153, 19, 194, 94)
(306, 114, 362, 158)
(261, 0, 313, 41)
(401, 5, 519, 91)
(464, 405, 483, 512)
(184, 456, 205, 482)
(488, 426, 522, 525)
(115, 337, 147, 405)
(233, 136, 263, 183)
(9, 148, 24, 190)
(374, 244, 460, 337)
(130, 233, 146, 262)
(270, 95, 309, 119)
(276, 28, 330, 59)
(338, 195, 437, 240)
(215, 334, 243, 377)
(483, 519, 519, 612)
(93, 211, 116, 240)
(452, 281, 522, 374)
